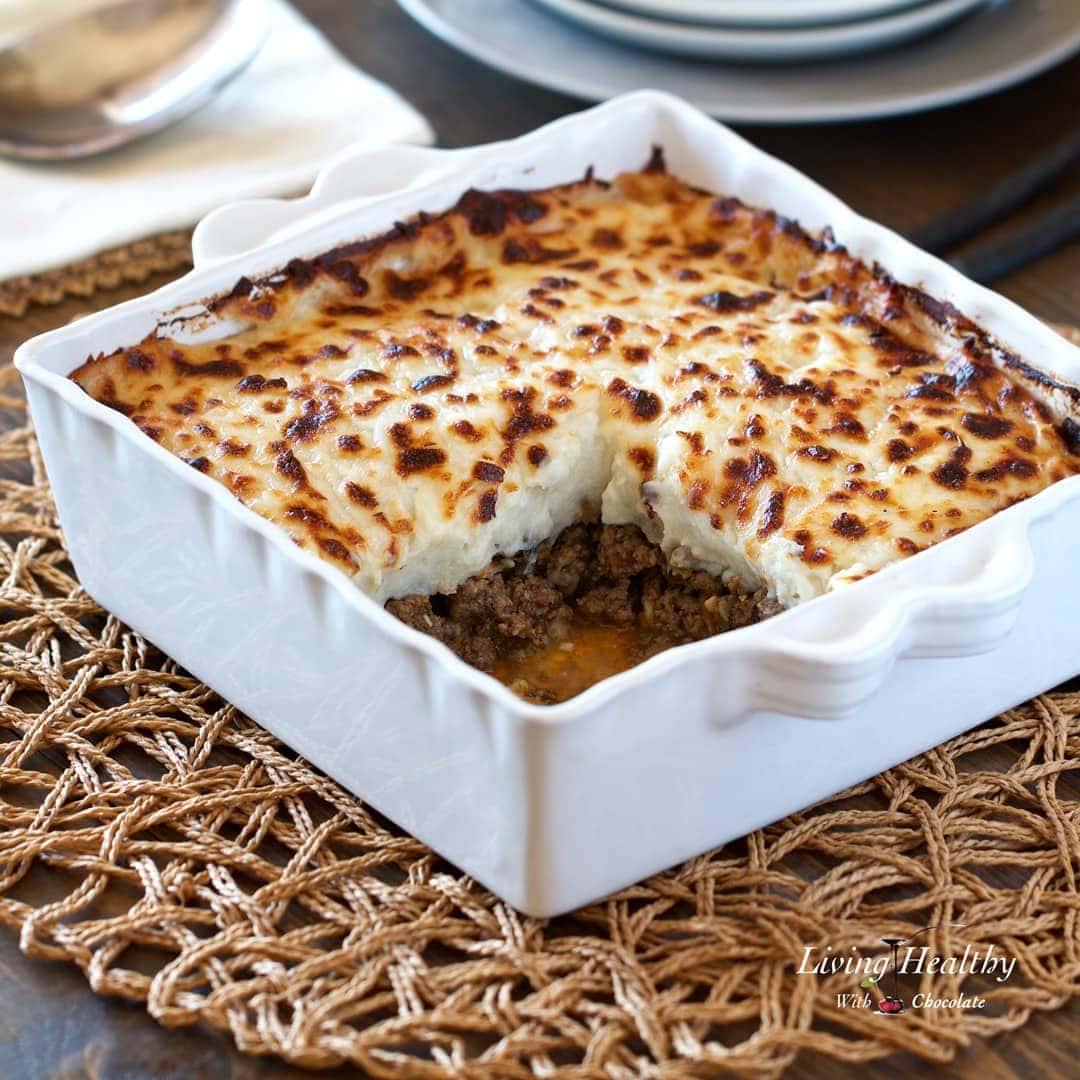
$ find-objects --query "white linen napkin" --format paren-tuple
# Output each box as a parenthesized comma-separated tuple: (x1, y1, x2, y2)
(0, 0, 434, 280)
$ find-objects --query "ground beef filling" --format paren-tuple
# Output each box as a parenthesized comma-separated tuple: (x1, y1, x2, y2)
(386, 523, 781, 703)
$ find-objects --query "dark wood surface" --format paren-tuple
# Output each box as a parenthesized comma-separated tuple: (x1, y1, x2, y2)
(1, 1, 1078, 1076)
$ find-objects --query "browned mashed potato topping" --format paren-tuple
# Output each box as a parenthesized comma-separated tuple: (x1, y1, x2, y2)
(70, 151, 1080, 702)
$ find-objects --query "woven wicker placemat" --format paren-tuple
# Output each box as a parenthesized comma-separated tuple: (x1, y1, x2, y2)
(0, 252, 1077, 1077)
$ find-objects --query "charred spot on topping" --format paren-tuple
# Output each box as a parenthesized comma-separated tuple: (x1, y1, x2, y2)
(236, 374, 287, 393)
(345, 368, 387, 384)
(169, 396, 198, 416)
(548, 369, 575, 387)
(353, 390, 395, 416)
(687, 240, 721, 258)
(284, 400, 340, 443)
(284, 257, 315, 289)
(572, 324, 598, 338)
(961, 412, 1013, 439)
(225, 471, 252, 493)
(218, 439, 250, 457)
(457, 189, 507, 236)
(126, 349, 155, 372)
(505, 189, 548, 224)
(397, 446, 447, 476)
(842, 314, 936, 368)
(185, 456, 210, 472)
(643, 145, 666, 173)
(499, 386, 556, 462)
(747, 359, 834, 405)
(627, 446, 654, 474)
(473, 461, 505, 484)
(502, 237, 575, 264)
(696, 289, 773, 313)
(337, 434, 363, 452)
(539, 276, 577, 290)
(274, 449, 315, 492)
(832, 512, 867, 539)
(798, 444, 834, 463)
(896, 537, 919, 555)
(171, 356, 244, 379)
(412, 373, 455, 393)
(409, 403, 436, 421)
(887, 438, 914, 462)
(527, 444, 549, 467)
(602, 315, 624, 335)
(759, 491, 785, 538)
(384, 269, 428, 301)
(792, 528, 831, 565)
(905, 372, 956, 401)
(723, 451, 777, 516)
(675, 268, 702, 282)
(607, 378, 662, 422)
(672, 389, 708, 415)
(688, 481, 708, 509)
(383, 343, 419, 359)
(744, 414, 766, 439)
(622, 345, 650, 364)
(591, 227, 623, 250)
(931, 449, 970, 489)
(520, 302, 551, 321)
(1058, 417, 1080, 455)
(475, 489, 498, 523)
(561, 257, 598, 272)
(345, 482, 377, 507)
(317, 536, 352, 562)
(973, 456, 1038, 483)
(194, 422, 216, 438)
(826, 412, 866, 440)
(678, 429, 705, 455)
(451, 420, 482, 442)
(457, 313, 501, 334)
(320, 257, 369, 297)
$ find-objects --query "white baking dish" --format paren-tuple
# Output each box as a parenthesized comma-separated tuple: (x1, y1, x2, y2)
(15, 93, 1080, 917)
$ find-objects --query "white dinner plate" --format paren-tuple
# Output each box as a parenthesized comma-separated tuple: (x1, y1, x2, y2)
(603, 0, 934, 28)
(396, 0, 1080, 124)
(531, 0, 987, 62)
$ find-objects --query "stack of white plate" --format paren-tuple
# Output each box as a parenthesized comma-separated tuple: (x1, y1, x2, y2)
(531, 0, 989, 62)
(397, 0, 1080, 123)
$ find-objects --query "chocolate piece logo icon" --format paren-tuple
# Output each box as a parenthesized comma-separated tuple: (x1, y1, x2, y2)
(874, 924, 966, 1016)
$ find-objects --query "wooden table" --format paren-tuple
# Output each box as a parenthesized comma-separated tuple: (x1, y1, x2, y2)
(1, 2, 1077, 1076)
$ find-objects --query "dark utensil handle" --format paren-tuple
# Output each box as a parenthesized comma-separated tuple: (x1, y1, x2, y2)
(911, 129, 1080, 254)
(947, 191, 1080, 283)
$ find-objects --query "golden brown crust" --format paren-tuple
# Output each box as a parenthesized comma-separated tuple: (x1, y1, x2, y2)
(72, 162, 1080, 605)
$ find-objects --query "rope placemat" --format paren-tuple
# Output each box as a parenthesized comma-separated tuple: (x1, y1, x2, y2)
(0, 279, 1077, 1076)
(0, 231, 193, 320)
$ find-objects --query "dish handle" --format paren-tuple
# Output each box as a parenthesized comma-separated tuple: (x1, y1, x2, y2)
(191, 143, 464, 268)
(744, 523, 1035, 721)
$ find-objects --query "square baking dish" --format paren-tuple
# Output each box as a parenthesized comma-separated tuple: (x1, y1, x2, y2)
(16, 92, 1080, 917)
